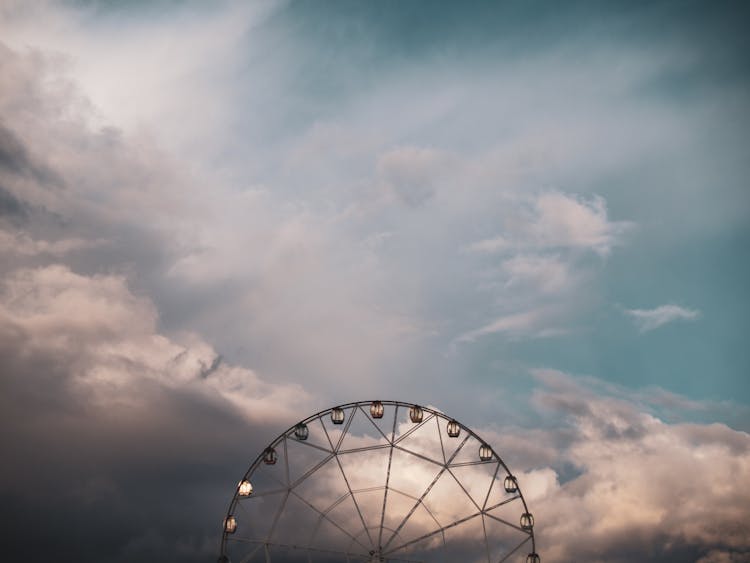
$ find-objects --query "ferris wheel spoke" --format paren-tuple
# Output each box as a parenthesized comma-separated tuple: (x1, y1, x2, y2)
(235, 497, 252, 518)
(496, 534, 532, 563)
(233, 539, 371, 560)
(482, 514, 491, 563)
(384, 511, 483, 555)
(241, 542, 264, 563)
(435, 415, 447, 464)
(391, 444, 444, 468)
(289, 434, 335, 456)
(317, 416, 376, 550)
(382, 433, 471, 552)
(392, 412, 436, 446)
(282, 437, 291, 487)
(266, 490, 290, 543)
(377, 407, 399, 549)
(391, 403, 400, 443)
(233, 498, 258, 532)
(223, 536, 264, 563)
(483, 462, 502, 511)
(241, 485, 288, 499)
(324, 407, 356, 452)
(442, 427, 472, 464)
(356, 404, 393, 445)
(331, 452, 376, 548)
(446, 466, 482, 512)
(314, 416, 336, 453)
(450, 459, 497, 467)
(485, 494, 521, 512)
(289, 453, 336, 489)
(307, 491, 369, 557)
(340, 407, 357, 451)
(338, 443, 391, 455)
(219, 401, 538, 563)
(319, 413, 377, 550)
(226, 533, 266, 563)
(483, 510, 529, 534)
(288, 488, 371, 553)
(386, 486, 443, 531)
(225, 536, 265, 544)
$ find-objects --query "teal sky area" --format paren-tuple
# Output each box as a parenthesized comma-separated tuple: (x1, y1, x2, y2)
(57, 0, 749, 408)
(242, 0, 750, 405)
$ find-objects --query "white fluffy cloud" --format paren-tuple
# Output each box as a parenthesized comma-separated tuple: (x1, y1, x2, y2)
(484, 370, 750, 562)
(467, 191, 632, 257)
(500, 254, 573, 295)
(0, 264, 310, 422)
(455, 190, 631, 344)
(225, 373, 750, 562)
(0, 0, 274, 161)
(625, 304, 701, 332)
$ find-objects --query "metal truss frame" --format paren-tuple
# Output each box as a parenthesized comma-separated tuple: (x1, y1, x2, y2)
(219, 400, 537, 562)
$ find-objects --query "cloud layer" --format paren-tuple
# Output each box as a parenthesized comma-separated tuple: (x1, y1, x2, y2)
(517, 371, 750, 561)
(1, 1, 748, 561)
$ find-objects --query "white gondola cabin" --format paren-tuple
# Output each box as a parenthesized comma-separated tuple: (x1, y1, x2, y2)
(263, 447, 277, 465)
(447, 419, 460, 438)
(294, 422, 309, 440)
(331, 407, 345, 424)
(520, 512, 534, 530)
(370, 400, 384, 419)
(504, 475, 518, 493)
(409, 405, 424, 423)
(237, 480, 253, 497)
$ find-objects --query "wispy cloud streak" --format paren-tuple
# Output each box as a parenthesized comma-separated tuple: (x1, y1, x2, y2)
(625, 304, 701, 332)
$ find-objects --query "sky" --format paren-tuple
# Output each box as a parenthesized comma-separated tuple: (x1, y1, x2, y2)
(0, 0, 748, 561)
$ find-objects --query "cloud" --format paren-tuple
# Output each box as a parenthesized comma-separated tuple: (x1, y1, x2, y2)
(698, 551, 750, 563)
(0, 37, 426, 402)
(0, 229, 105, 256)
(0, 2, 747, 561)
(484, 370, 750, 562)
(530, 192, 630, 256)
(456, 191, 630, 345)
(455, 307, 568, 343)
(377, 146, 452, 206)
(0, 264, 315, 563)
(0, 0, 277, 162)
(500, 254, 572, 295)
(467, 191, 633, 257)
(0, 264, 310, 420)
(625, 304, 701, 332)
(223, 373, 750, 563)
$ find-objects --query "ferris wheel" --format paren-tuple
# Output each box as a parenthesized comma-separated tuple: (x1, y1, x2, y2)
(218, 400, 539, 563)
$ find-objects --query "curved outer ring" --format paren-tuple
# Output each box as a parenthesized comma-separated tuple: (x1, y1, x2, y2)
(219, 399, 537, 560)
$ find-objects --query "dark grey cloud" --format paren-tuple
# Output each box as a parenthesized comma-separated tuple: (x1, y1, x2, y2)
(0, 120, 55, 220)
(0, 122, 32, 175)
(0, 39, 311, 560)
(0, 184, 27, 218)
(0, 120, 63, 186)
(0, 263, 310, 563)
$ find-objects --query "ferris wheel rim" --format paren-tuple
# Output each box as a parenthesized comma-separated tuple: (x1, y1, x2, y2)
(219, 399, 538, 562)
